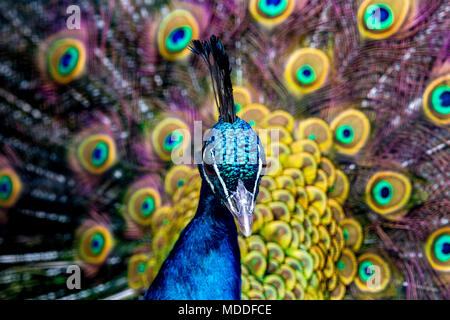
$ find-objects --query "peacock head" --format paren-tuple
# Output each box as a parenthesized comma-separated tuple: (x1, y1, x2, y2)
(200, 116, 265, 237)
(191, 36, 265, 237)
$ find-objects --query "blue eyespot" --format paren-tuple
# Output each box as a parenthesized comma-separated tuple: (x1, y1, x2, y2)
(166, 26, 193, 53)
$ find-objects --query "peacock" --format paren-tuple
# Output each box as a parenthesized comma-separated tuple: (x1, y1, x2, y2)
(0, 0, 449, 300)
(144, 36, 265, 300)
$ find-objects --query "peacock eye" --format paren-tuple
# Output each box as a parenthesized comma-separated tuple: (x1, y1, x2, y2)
(372, 180, 393, 205)
(249, 0, 296, 28)
(355, 253, 391, 293)
(0, 168, 22, 208)
(165, 26, 193, 53)
(151, 117, 190, 161)
(358, 260, 375, 282)
(165, 165, 192, 196)
(284, 48, 330, 96)
(422, 75, 450, 126)
(127, 254, 151, 289)
(127, 187, 161, 226)
(90, 232, 106, 256)
(258, 0, 288, 17)
(77, 225, 113, 264)
(157, 9, 200, 61)
(363, 4, 394, 31)
(335, 125, 355, 145)
(296, 65, 316, 85)
(203, 163, 215, 176)
(76, 134, 117, 175)
(330, 109, 371, 156)
(431, 85, 450, 115)
(357, 0, 411, 40)
(45, 37, 86, 84)
(425, 227, 450, 272)
(365, 171, 411, 217)
(434, 234, 450, 263)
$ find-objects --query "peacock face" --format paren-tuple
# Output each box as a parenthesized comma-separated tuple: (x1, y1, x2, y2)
(200, 117, 265, 237)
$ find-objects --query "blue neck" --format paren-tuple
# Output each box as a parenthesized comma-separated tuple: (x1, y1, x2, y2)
(144, 183, 242, 300)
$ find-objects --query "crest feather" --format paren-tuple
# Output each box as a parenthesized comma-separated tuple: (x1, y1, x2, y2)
(190, 35, 236, 123)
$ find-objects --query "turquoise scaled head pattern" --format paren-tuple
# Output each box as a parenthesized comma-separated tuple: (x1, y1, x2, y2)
(201, 117, 265, 201)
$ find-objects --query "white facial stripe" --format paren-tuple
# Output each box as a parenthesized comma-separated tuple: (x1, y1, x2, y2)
(212, 158, 237, 212)
(203, 147, 235, 211)
(202, 143, 263, 214)
(202, 148, 215, 194)
(208, 147, 237, 212)
(252, 144, 263, 206)
(203, 165, 215, 194)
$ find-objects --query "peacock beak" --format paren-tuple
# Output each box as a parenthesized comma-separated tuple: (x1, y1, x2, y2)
(225, 179, 255, 237)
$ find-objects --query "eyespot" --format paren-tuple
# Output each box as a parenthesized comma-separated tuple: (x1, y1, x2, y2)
(328, 170, 349, 204)
(46, 37, 86, 84)
(127, 188, 161, 226)
(422, 75, 450, 126)
(364, 4, 394, 30)
(297, 65, 315, 84)
(291, 139, 321, 163)
(357, 0, 412, 40)
(77, 225, 113, 264)
(425, 227, 450, 272)
(365, 171, 411, 217)
(372, 180, 392, 205)
(355, 253, 390, 293)
(233, 86, 253, 114)
(150, 206, 172, 234)
(336, 248, 357, 285)
(249, 0, 296, 28)
(330, 109, 371, 156)
(164, 165, 192, 196)
(297, 118, 332, 152)
(237, 103, 270, 128)
(157, 9, 199, 61)
(261, 110, 294, 132)
(76, 134, 117, 175)
(284, 48, 330, 96)
(0, 168, 22, 208)
(151, 117, 190, 161)
(339, 218, 363, 251)
(127, 254, 149, 289)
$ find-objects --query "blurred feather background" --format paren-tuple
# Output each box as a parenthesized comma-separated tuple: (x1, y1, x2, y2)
(0, 0, 448, 300)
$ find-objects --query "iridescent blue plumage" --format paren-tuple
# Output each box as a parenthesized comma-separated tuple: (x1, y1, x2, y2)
(144, 183, 241, 300)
